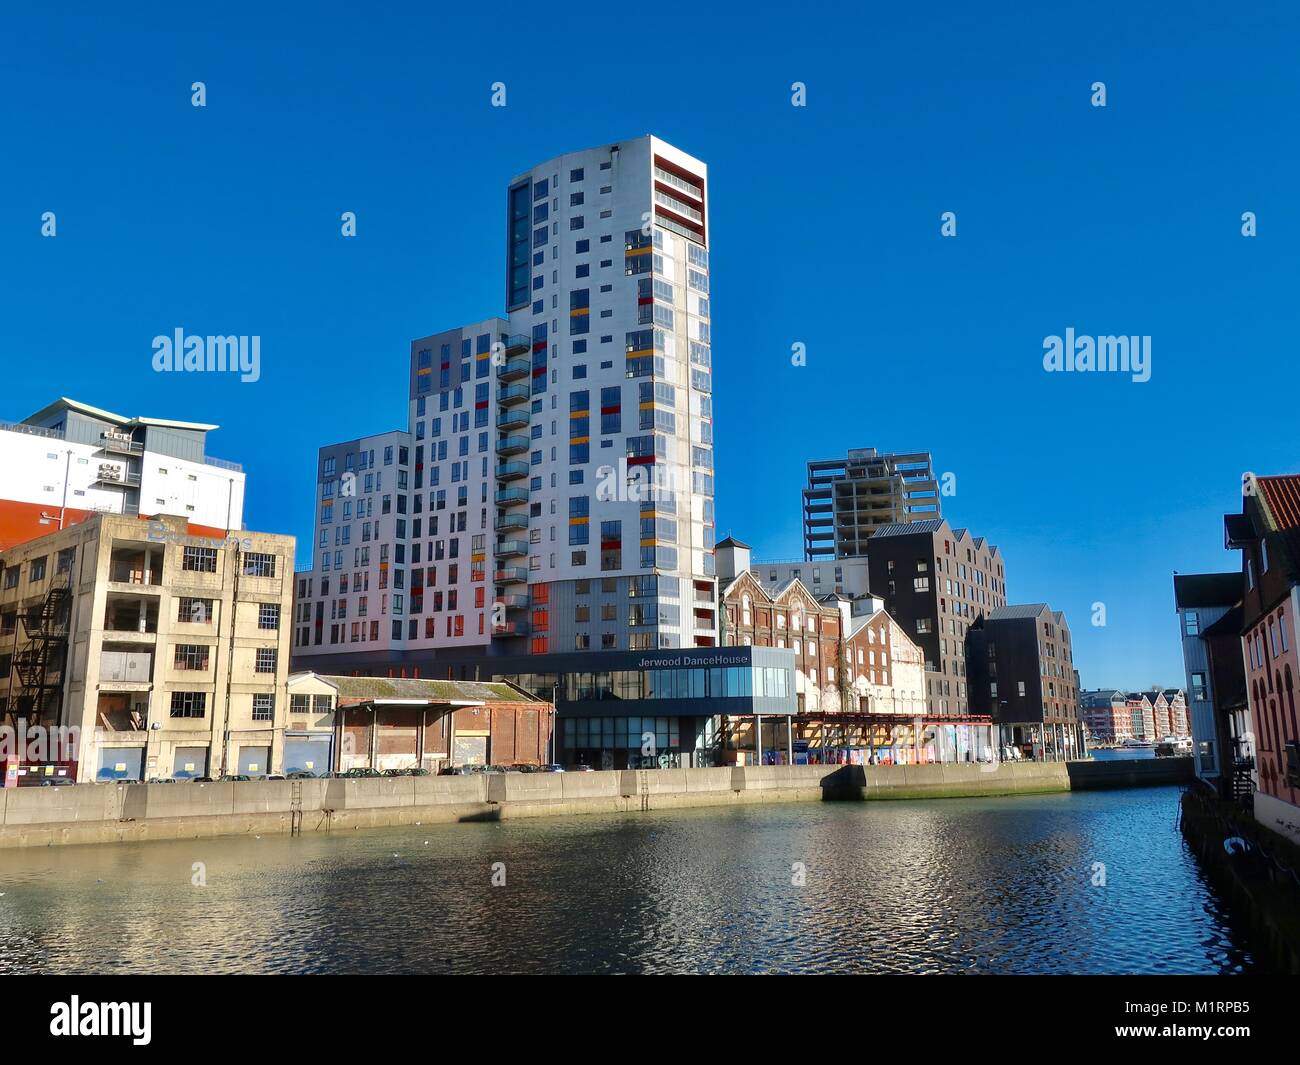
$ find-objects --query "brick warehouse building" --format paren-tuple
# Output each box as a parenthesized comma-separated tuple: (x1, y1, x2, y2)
(289, 674, 554, 772)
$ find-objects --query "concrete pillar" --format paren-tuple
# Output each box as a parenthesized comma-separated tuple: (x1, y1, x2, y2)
(755, 714, 762, 767)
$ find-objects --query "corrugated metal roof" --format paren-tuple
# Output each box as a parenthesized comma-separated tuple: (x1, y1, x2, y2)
(322, 675, 535, 703)
(869, 519, 947, 537)
(987, 603, 1049, 620)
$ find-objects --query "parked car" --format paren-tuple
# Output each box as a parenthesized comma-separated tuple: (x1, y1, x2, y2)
(146, 777, 177, 784)
(265, 774, 286, 780)
(191, 776, 215, 783)
(405, 767, 430, 777)
(536, 764, 565, 773)
(219, 774, 252, 782)
(342, 767, 381, 778)
(567, 764, 595, 773)
(381, 768, 409, 777)
(39, 777, 75, 786)
(439, 764, 484, 776)
(512, 763, 539, 773)
(286, 770, 317, 780)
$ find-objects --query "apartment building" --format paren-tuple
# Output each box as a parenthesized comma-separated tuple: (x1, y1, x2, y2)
(967, 603, 1081, 759)
(0, 397, 245, 551)
(802, 448, 939, 560)
(859, 519, 1007, 714)
(0, 513, 293, 781)
(1173, 571, 1251, 784)
(293, 136, 717, 672)
(1078, 689, 1132, 744)
(1225, 473, 1300, 844)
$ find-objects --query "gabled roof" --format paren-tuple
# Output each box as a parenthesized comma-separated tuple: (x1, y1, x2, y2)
(1172, 572, 1241, 609)
(715, 535, 751, 550)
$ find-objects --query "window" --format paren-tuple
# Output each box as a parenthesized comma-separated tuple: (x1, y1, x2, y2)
(179, 597, 213, 623)
(170, 691, 207, 718)
(29, 557, 47, 582)
(183, 546, 218, 572)
(258, 603, 281, 630)
(243, 552, 276, 578)
(252, 693, 274, 721)
(255, 647, 277, 673)
(1191, 672, 1207, 701)
(1183, 611, 1199, 636)
(174, 644, 210, 670)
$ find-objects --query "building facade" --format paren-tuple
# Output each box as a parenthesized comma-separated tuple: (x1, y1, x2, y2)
(1078, 689, 1132, 744)
(294, 136, 717, 673)
(860, 519, 1007, 715)
(1226, 474, 1300, 844)
(0, 513, 293, 782)
(802, 448, 939, 560)
(967, 603, 1081, 759)
(0, 397, 245, 551)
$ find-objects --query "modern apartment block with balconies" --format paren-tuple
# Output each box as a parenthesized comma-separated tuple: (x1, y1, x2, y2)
(802, 448, 939, 561)
(0, 397, 246, 552)
(292, 137, 719, 672)
(0, 512, 293, 782)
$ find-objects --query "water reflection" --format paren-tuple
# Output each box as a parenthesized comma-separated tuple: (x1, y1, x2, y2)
(0, 786, 1255, 974)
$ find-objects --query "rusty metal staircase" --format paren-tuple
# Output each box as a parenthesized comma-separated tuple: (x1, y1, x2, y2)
(11, 573, 72, 726)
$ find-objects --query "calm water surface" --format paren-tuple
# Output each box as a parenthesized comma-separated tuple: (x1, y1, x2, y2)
(0, 785, 1256, 974)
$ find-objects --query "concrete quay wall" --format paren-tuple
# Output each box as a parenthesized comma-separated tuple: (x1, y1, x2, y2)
(0, 758, 1186, 850)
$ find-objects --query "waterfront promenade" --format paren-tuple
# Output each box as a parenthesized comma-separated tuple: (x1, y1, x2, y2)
(0, 758, 1193, 850)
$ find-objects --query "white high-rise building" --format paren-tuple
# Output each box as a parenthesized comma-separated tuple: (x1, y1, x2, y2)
(295, 136, 719, 663)
(498, 135, 717, 654)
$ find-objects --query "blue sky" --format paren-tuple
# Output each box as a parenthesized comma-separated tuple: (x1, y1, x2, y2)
(3, 2, 1297, 690)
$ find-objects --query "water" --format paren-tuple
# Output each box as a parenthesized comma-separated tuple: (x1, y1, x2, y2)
(0, 785, 1256, 974)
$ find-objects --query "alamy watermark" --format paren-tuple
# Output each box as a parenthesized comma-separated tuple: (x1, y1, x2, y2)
(152, 328, 261, 383)
(1042, 328, 1150, 383)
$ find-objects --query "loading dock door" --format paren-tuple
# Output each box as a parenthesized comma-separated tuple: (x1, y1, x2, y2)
(238, 746, 271, 778)
(96, 747, 144, 782)
(173, 747, 209, 779)
(453, 735, 488, 766)
(283, 736, 333, 775)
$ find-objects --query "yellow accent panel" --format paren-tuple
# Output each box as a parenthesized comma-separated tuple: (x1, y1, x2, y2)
(640, 538, 656, 548)
(625, 246, 652, 256)
(569, 409, 588, 418)
(626, 348, 653, 358)
(569, 516, 589, 525)
(417, 367, 431, 375)
(569, 308, 589, 317)
(569, 436, 589, 445)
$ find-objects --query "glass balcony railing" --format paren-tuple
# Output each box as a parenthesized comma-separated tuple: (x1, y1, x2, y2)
(495, 487, 528, 506)
(495, 435, 529, 456)
(495, 460, 529, 481)
(497, 384, 530, 406)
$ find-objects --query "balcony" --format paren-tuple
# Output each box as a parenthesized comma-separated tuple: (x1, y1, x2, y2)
(498, 358, 530, 382)
(495, 513, 528, 532)
(98, 431, 143, 456)
(495, 487, 528, 507)
(504, 334, 531, 357)
(108, 546, 163, 587)
(495, 435, 529, 456)
(92, 463, 141, 487)
(496, 408, 529, 431)
(495, 460, 529, 481)
(494, 539, 529, 559)
(493, 566, 528, 584)
(497, 384, 531, 407)
(496, 593, 528, 610)
(492, 621, 528, 637)
(104, 597, 159, 637)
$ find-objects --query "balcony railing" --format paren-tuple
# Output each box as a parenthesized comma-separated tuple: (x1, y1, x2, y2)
(498, 358, 530, 382)
(493, 566, 528, 584)
(495, 514, 528, 532)
(495, 435, 529, 456)
(496, 409, 529, 430)
(495, 460, 529, 481)
(504, 334, 531, 356)
(494, 487, 528, 506)
(491, 621, 528, 637)
(497, 384, 531, 406)
(496, 593, 528, 610)
(494, 539, 529, 559)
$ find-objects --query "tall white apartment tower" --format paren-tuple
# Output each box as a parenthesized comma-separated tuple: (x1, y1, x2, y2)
(501, 136, 717, 654)
(293, 136, 718, 667)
